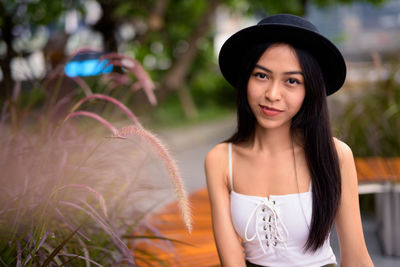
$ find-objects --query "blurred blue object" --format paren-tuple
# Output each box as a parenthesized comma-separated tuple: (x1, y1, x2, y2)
(64, 51, 113, 77)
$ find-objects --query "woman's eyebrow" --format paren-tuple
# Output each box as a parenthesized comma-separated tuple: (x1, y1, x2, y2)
(254, 64, 272, 73)
(284, 71, 304, 76)
(254, 64, 303, 76)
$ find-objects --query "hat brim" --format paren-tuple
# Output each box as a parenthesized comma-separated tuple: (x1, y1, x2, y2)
(218, 23, 346, 95)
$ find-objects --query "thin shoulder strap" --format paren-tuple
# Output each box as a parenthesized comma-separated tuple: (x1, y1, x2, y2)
(228, 142, 233, 191)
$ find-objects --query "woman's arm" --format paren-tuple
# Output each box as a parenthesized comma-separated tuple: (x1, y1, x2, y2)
(334, 139, 374, 267)
(205, 143, 246, 267)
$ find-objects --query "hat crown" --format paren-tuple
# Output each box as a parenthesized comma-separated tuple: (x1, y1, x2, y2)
(257, 14, 319, 33)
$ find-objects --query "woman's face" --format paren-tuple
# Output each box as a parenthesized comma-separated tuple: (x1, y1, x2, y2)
(247, 43, 305, 131)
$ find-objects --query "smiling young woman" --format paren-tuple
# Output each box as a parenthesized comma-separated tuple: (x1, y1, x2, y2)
(247, 44, 305, 132)
(205, 14, 374, 267)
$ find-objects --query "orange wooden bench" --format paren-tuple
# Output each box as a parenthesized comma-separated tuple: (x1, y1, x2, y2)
(134, 189, 220, 267)
(135, 157, 400, 265)
(355, 157, 400, 194)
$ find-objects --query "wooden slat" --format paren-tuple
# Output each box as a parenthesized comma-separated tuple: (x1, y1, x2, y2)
(386, 158, 400, 182)
(134, 189, 220, 267)
(355, 157, 399, 183)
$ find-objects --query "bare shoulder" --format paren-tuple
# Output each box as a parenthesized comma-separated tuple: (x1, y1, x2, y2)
(333, 137, 354, 165)
(205, 142, 230, 187)
(204, 143, 229, 199)
(333, 137, 358, 188)
(205, 142, 229, 167)
(205, 142, 229, 172)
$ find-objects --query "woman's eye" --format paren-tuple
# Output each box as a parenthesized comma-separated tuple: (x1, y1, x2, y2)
(287, 78, 300, 85)
(254, 73, 268, 79)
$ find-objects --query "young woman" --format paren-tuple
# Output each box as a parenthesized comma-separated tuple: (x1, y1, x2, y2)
(205, 14, 374, 267)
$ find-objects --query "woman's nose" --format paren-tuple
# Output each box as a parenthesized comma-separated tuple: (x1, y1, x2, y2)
(265, 81, 281, 101)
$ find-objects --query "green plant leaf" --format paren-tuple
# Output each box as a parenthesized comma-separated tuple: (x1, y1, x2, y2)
(40, 225, 81, 267)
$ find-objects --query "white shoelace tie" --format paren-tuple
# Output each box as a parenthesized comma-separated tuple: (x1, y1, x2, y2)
(244, 198, 289, 254)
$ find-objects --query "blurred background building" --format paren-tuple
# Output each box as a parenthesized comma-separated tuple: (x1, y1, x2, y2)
(307, 0, 400, 60)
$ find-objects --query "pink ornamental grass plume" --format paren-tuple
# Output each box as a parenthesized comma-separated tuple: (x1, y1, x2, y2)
(64, 110, 117, 135)
(100, 72, 130, 90)
(63, 96, 192, 232)
(113, 125, 193, 233)
(56, 184, 108, 218)
(100, 53, 157, 106)
(70, 94, 142, 128)
(70, 76, 93, 96)
(0, 122, 138, 266)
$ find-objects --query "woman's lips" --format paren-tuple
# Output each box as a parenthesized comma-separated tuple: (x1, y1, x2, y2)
(259, 105, 282, 116)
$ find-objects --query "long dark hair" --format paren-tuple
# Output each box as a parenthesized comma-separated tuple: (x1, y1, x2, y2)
(226, 42, 341, 252)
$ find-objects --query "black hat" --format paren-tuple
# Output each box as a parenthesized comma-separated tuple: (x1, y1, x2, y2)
(218, 14, 346, 95)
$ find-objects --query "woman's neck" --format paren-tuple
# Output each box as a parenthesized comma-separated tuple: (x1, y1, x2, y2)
(250, 124, 294, 154)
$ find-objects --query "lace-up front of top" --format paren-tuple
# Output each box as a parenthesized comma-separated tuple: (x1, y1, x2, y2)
(243, 195, 289, 254)
(228, 143, 336, 267)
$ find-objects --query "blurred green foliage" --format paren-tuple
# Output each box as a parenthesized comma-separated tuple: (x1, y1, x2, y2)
(333, 63, 400, 157)
(0, 0, 82, 28)
(0, 0, 389, 125)
(148, 91, 234, 129)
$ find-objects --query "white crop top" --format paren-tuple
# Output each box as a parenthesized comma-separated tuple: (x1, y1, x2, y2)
(228, 143, 336, 267)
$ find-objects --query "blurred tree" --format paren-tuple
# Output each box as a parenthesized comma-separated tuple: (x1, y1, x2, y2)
(0, 0, 84, 103)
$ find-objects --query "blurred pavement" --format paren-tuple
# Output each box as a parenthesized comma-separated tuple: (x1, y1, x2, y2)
(158, 113, 236, 193)
(158, 113, 400, 266)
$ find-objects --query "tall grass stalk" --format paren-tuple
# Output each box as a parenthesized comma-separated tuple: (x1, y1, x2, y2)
(70, 94, 142, 128)
(114, 125, 192, 233)
(65, 110, 118, 135)
(100, 53, 157, 106)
